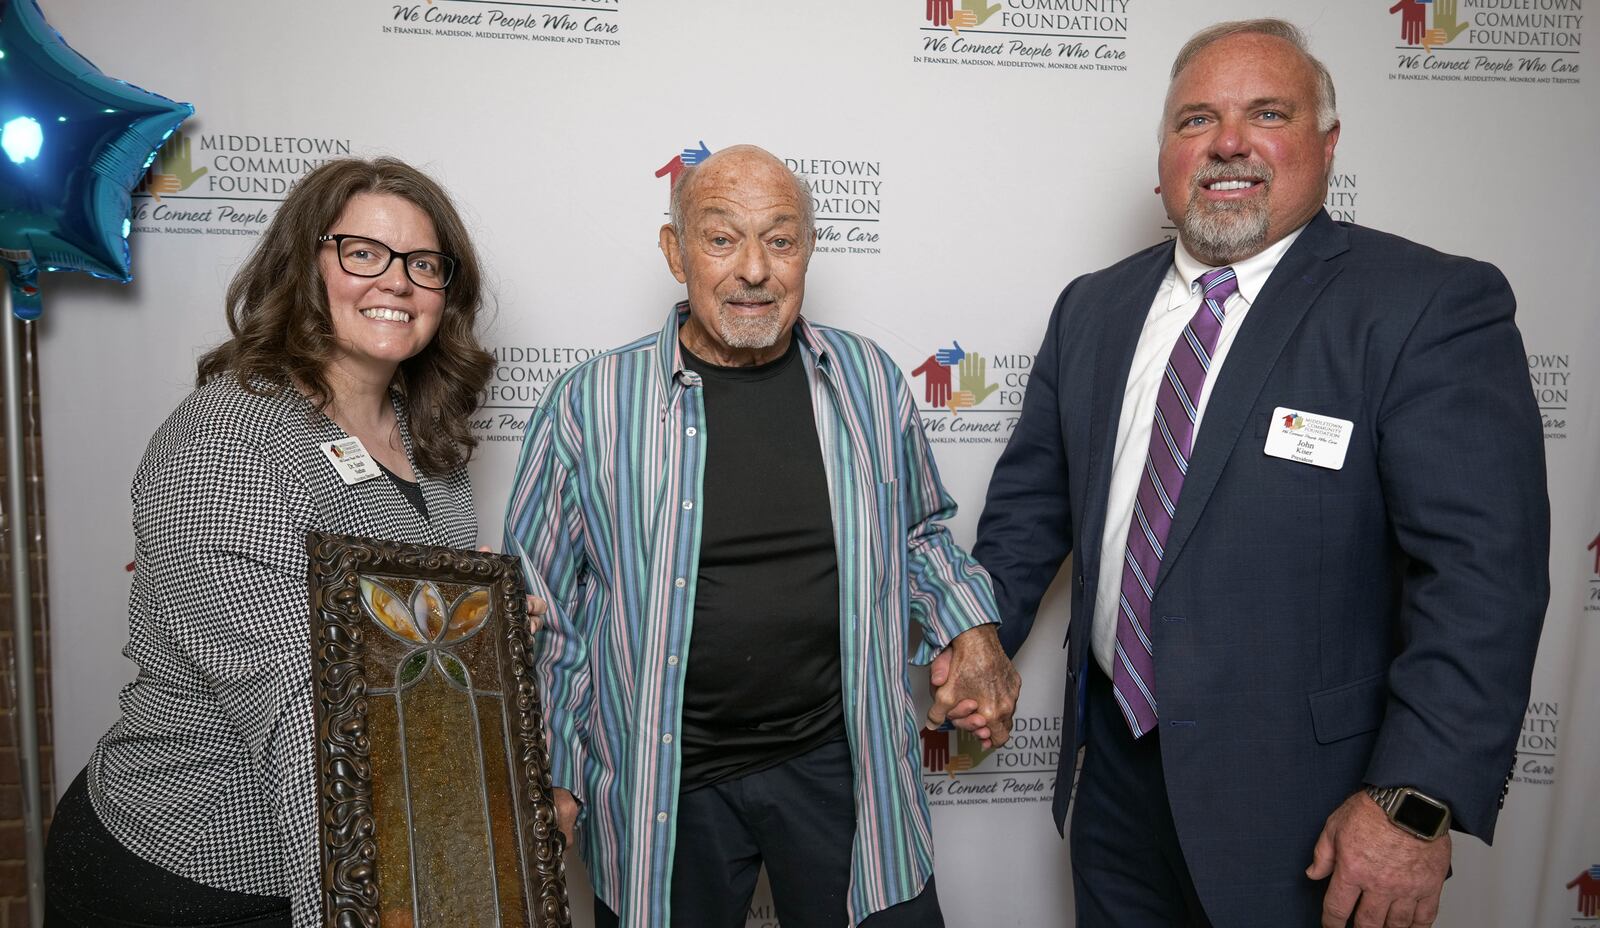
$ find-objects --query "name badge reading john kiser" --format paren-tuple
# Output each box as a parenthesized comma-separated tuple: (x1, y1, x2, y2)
(1263, 407, 1352, 470)
(320, 437, 381, 485)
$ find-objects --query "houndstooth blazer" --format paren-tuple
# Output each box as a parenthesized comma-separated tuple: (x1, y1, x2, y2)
(86, 375, 477, 927)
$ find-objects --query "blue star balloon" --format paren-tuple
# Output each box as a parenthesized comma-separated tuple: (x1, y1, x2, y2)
(0, 0, 192, 319)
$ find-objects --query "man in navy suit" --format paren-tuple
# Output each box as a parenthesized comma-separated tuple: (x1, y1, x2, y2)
(969, 18, 1549, 928)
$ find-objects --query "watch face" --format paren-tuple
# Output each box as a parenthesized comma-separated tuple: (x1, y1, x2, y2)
(1394, 794, 1449, 837)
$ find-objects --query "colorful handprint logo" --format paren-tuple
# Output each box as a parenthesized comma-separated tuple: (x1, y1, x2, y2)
(136, 132, 208, 201)
(1389, 0, 1469, 53)
(921, 725, 999, 776)
(1282, 412, 1306, 431)
(911, 341, 1003, 413)
(1569, 866, 1600, 918)
(925, 0, 1000, 35)
(655, 139, 713, 208)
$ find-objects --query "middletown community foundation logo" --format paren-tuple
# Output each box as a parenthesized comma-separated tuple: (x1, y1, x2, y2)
(654, 141, 886, 255)
(917, 0, 1132, 71)
(908, 341, 1031, 445)
(1387, 0, 1582, 84)
(921, 716, 1062, 807)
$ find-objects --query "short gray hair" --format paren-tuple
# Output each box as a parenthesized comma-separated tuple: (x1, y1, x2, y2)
(668, 155, 816, 249)
(1168, 19, 1339, 134)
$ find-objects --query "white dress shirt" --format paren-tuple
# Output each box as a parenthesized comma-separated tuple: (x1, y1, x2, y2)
(1091, 227, 1305, 677)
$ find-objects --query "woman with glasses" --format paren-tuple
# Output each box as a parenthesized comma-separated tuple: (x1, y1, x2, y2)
(45, 158, 494, 928)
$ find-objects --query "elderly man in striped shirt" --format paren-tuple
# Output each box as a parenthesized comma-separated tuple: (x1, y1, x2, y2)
(505, 144, 1019, 928)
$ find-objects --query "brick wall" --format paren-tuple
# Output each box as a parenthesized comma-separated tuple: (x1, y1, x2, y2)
(0, 320, 54, 926)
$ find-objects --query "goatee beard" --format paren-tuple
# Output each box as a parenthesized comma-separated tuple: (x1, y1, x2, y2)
(717, 290, 783, 348)
(1179, 161, 1272, 265)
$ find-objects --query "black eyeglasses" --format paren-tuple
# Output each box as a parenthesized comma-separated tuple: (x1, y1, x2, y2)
(318, 234, 457, 290)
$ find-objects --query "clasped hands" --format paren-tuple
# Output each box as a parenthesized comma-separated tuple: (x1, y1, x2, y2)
(924, 624, 1022, 748)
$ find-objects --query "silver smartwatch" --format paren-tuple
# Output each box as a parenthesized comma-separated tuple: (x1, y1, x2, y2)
(1365, 784, 1451, 841)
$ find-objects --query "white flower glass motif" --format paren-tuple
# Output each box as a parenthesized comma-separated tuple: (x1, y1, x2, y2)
(359, 577, 492, 688)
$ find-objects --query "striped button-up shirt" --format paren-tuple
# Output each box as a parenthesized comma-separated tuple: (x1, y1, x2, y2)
(504, 304, 1000, 927)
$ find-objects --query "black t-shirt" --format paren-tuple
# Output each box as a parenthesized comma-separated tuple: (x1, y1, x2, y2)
(678, 337, 844, 791)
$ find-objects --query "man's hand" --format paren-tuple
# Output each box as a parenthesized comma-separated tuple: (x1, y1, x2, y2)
(1306, 792, 1451, 928)
(925, 625, 1020, 748)
(477, 545, 547, 636)
(525, 594, 547, 636)
(552, 787, 579, 847)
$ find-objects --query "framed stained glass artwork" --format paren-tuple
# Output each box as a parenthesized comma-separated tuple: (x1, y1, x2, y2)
(307, 532, 571, 928)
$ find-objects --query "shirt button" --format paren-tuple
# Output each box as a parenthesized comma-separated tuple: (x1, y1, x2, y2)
(662, 733, 673, 744)
(656, 812, 668, 823)
(674, 577, 686, 589)
(682, 500, 694, 510)
(667, 655, 679, 666)
(685, 427, 697, 437)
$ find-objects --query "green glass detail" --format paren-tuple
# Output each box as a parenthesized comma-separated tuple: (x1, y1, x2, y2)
(400, 651, 428, 685)
(438, 652, 470, 689)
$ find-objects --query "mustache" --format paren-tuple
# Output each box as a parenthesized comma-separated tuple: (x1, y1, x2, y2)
(1191, 160, 1274, 186)
(724, 289, 777, 304)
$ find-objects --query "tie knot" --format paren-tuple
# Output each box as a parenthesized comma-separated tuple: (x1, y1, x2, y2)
(1198, 266, 1238, 305)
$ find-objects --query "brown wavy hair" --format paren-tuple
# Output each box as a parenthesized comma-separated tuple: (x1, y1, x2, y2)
(196, 157, 493, 475)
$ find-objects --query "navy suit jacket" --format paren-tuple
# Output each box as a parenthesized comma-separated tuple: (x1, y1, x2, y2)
(973, 211, 1549, 922)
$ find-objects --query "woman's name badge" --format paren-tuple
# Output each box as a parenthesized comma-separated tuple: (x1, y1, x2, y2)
(1263, 408, 1352, 470)
(320, 437, 381, 485)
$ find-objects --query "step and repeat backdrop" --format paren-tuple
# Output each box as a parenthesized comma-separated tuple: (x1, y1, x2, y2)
(33, 1, 1597, 925)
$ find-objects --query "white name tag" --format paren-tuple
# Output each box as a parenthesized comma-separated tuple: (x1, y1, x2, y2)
(320, 437, 381, 485)
(1263, 407, 1352, 470)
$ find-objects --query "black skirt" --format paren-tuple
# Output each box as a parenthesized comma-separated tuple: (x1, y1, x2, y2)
(45, 768, 291, 928)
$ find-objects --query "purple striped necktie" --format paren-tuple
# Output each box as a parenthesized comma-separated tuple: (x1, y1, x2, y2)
(1111, 265, 1238, 738)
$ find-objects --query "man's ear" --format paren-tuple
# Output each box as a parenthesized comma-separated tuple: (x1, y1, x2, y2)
(659, 224, 687, 284)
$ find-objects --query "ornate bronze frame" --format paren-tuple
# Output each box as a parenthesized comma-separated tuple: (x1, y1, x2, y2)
(307, 531, 571, 927)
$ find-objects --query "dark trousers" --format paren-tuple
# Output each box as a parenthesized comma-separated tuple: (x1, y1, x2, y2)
(45, 768, 291, 928)
(595, 738, 942, 928)
(1070, 664, 1215, 928)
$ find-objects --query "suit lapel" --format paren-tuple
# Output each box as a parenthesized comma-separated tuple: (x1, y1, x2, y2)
(1153, 214, 1350, 592)
(1078, 247, 1174, 622)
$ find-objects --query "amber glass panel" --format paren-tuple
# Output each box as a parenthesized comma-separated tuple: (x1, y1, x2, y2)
(455, 615, 502, 689)
(450, 588, 491, 638)
(401, 664, 499, 926)
(364, 625, 412, 691)
(414, 582, 446, 640)
(367, 694, 415, 927)
(363, 578, 425, 643)
(478, 693, 530, 926)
